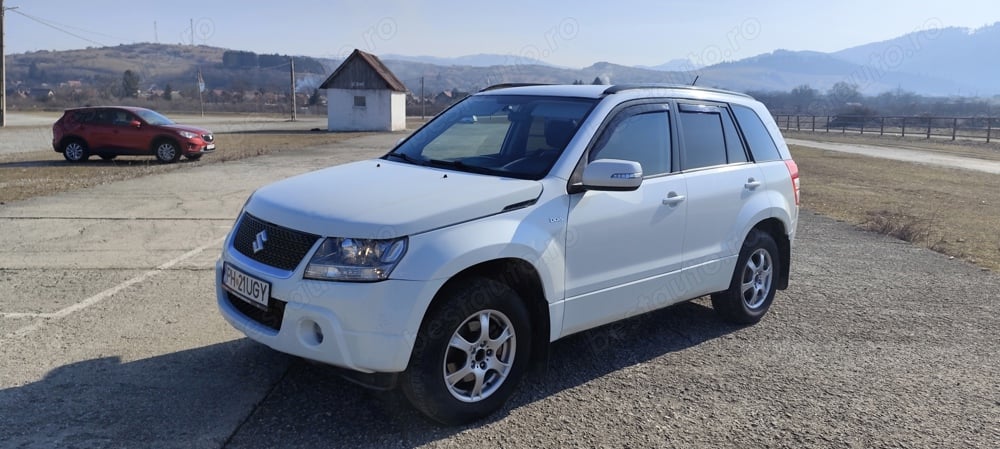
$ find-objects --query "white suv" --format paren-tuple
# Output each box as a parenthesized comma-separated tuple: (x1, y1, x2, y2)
(216, 84, 800, 424)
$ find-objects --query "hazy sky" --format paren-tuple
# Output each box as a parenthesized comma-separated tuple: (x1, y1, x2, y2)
(3, 0, 997, 67)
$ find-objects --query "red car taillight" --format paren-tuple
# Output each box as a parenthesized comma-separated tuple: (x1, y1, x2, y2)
(784, 159, 800, 206)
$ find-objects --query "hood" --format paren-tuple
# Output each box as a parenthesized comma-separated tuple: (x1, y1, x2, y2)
(244, 160, 544, 238)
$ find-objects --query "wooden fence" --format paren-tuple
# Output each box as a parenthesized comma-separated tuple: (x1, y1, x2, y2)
(772, 115, 999, 143)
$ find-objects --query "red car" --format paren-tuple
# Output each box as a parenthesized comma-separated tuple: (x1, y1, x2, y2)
(52, 106, 215, 163)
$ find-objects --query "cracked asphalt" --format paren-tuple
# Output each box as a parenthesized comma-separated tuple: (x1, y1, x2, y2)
(1, 131, 998, 448)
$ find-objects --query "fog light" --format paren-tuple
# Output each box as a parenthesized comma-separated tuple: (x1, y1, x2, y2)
(299, 319, 324, 346)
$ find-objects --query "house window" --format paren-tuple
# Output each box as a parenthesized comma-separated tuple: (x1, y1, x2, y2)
(354, 95, 367, 108)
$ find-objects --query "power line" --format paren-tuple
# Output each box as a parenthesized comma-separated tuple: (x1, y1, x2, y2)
(10, 9, 107, 47)
(258, 60, 291, 70)
(19, 11, 126, 41)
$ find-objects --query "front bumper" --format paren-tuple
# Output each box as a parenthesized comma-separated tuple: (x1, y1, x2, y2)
(185, 141, 216, 154)
(215, 252, 442, 373)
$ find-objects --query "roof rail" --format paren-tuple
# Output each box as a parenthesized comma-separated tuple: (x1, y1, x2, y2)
(603, 83, 752, 98)
(479, 83, 551, 92)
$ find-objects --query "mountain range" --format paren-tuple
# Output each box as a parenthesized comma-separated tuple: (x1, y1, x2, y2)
(6, 22, 999, 98)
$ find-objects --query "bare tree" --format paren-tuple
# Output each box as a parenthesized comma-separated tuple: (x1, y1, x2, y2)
(827, 81, 862, 106)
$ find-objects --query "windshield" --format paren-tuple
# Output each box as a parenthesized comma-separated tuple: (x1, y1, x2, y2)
(388, 95, 597, 179)
(134, 109, 176, 126)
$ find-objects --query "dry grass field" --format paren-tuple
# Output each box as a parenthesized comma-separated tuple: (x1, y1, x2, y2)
(0, 131, 365, 204)
(790, 138, 1000, 272)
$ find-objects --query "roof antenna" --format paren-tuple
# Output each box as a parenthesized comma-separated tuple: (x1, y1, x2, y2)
(691, 75, 700, 86)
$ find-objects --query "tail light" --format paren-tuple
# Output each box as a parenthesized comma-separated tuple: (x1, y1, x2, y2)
(784, 159, 800, 206)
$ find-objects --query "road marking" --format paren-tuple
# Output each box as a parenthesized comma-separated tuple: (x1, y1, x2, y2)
(1, 236, 227, 335)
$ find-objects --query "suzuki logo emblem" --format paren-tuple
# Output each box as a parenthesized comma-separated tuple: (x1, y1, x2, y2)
(252, 230, 268, 253)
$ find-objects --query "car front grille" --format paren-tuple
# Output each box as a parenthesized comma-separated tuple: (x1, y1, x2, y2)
(233, 213, 319, 271)
(227, 292, 286, 331)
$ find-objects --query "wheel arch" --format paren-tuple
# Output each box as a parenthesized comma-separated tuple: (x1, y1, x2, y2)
(423, 258, 551, 374)
(150, 135, 181, 152)
(58, 135, 88, 153)
(751, 218, 791, 290)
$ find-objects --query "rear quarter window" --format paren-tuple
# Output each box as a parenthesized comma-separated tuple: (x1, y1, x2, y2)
(732, 105, 782, 162)
(71, 110, 99, 124)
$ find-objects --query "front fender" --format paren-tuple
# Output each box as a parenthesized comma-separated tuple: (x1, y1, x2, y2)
(390, 195, 570, 306)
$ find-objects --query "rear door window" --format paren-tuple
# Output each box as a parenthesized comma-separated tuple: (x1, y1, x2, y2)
(677, 104, 727, 170)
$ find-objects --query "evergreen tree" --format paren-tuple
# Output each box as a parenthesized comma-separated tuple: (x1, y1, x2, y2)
(122, 70, 141, 98)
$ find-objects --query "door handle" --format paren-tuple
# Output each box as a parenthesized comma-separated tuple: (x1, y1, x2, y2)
(745, 178, 762, 190)
(662, 192, 686, 206)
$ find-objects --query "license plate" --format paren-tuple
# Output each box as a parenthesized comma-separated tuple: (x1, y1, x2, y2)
(205, 144, 216, 151)
(223, 263, 270, 308)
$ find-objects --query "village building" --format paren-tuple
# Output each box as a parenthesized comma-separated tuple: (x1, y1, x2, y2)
(318, 49, 407, 131)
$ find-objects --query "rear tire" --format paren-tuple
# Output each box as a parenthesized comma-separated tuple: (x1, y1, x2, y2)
(62, 140, 89, 162)
(99, 154, 117, 161)
(400, 277, 532, 425)
(154, 140, 181, 163)
(711, 229, 780, 324)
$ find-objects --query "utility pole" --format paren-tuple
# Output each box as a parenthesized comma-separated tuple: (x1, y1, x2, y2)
(197, 68, 204, 117)
(289, 57, 296, 121)
(189, 18, 194, 45)
(420, 76, 425, 120)
(1, 0, 9, 127)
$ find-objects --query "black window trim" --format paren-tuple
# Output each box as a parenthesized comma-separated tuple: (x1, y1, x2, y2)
(720, 106, 752, 164)
(675, 100, 752, 172)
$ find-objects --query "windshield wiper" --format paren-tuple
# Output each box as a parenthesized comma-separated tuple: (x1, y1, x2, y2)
(385, 152, 425, 165)
(387, 153, 500, 176)
(426, 158, 499, 176)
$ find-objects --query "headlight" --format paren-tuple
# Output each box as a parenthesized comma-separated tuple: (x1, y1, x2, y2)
(304, 237, 407, 282)
(178, 130, 198, 139)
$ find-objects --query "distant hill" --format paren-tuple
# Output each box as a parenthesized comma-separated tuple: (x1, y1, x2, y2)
(832, 23, 1000, 96)
(6, 22, 1000, 103)
(380, 53, 555, 67)
(637, 58, 703, 72)
(7, 43, 332, 95)
(692, 50, 971, 96)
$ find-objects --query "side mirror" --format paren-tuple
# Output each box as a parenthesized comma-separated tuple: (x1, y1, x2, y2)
(130, 120, 142, 128)
(582, 159, 643, 191)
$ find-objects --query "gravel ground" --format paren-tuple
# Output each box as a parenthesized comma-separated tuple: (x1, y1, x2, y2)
(222, 210, 1000, 449)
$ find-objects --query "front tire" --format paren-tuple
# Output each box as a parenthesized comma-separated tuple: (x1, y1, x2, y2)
(711, 229, 780, 324)
(62, 140, 89, 162)
(184, 154, 203, 161)
(401, 277, 532, 425)
(154, 140, 181, 163)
